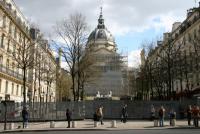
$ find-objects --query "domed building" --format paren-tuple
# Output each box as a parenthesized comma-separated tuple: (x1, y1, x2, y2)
(84, 9, 128, 99)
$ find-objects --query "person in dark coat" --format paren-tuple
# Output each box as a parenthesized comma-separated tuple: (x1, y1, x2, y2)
(187, 105, 192, 126)
(121, 104, 128, 123)
(66, 109, 72, 128)
(22, 107, 28, 128)
(158, 106, 165, 127)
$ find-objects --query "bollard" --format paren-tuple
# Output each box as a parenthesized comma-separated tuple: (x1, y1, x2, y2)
(171, 119, 176, 126)
(50, 121, 55, 128)
(154, 120, 158, 127)
(8, 123, 14, 130)
(94, 121, 99, 127)
(72, 121, 77, 128)
(111, 120, 117, 128)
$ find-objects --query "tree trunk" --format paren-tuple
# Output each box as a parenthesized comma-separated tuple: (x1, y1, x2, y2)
(23, 67, 26, 108)
(72, 74, 76, 101)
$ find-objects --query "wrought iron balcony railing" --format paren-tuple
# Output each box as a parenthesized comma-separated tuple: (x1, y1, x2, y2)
(0, 64, 23, 80)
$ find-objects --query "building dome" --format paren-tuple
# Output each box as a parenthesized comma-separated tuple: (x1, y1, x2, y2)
(87, 8, 115, 45)
(88, 28, 115, 42)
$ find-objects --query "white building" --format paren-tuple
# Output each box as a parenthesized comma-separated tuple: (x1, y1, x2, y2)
(0, 0, 57, 102)
(85, 9, 128, 99)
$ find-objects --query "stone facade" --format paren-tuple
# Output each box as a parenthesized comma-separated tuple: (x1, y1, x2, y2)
(0, 0, 57, 102)
(140, 4, 200, 99)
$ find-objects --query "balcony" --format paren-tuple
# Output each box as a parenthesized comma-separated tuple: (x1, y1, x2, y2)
(0, 64, 23, 80)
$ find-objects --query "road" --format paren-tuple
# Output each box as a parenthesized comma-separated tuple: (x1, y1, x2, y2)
(6, 129, 200, 134)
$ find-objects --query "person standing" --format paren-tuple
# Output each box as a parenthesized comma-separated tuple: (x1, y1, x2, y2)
(169, 109, 176, 126)
(187, 105, 192, 126)
(22, 107, 28, 128)
(66, 109, 72, 128)
(158, 106, 165, 127)
(192, 105, 199, 127)
(150, 105, 155, 121)
(121, 104, 128, 123)
(98, 106, 104, 125)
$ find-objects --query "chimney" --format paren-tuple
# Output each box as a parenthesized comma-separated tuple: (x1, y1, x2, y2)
(30, 28, 40, 40)
(163, 33, 170, 41)
(172, 22, 181, 32)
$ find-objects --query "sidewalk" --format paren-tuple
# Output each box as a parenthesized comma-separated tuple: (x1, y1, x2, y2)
(0, 120, 197, 133)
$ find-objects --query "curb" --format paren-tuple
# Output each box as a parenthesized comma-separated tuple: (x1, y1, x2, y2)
(1, 126, 199, 133)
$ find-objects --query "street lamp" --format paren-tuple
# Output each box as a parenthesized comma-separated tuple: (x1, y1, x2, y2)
(2, 94, 11, 130)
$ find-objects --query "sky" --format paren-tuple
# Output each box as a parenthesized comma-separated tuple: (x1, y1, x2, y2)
(14, 0, 195, 68)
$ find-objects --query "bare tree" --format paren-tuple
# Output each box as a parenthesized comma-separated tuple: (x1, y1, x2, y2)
(156, 35, 183, 99)
(189, 30, 200, 85)
(78, 52, 101, 100)
(57, 69, 72, 101)
(13, 36, 35, 108)
(55, 13, 88, 101)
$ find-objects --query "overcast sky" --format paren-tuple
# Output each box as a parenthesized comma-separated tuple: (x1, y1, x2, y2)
(14, 0, 195, 67)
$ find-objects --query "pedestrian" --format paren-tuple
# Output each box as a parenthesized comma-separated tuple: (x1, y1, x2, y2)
(66, 108, 72, 128)
(93, 111, 98, 121)
(187, 105, 192, 126)
(121, 104, 128, 123)
(22, 107, 28, 128)
(158, 106, 165, 127)
(97, 106, 104, 125)
(169, 109, 176, 126)
(192, 105, 199, 127)
(150, 105, 155, 121)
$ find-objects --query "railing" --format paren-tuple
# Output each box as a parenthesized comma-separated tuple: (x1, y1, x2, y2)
(0, 64, 23, 80)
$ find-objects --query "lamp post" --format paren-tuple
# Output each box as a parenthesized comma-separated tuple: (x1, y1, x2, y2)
(2, 94, 10, 130)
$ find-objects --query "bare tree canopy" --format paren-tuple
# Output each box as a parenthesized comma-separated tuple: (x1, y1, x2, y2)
(12, 36, 35, 107)
(55, 12, 89, 101)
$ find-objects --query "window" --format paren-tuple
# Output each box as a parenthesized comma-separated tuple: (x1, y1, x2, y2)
(17, 66, 19, 74)
(1, 34, 5, 48)
(6, 59, 9, 69)
(9, 21, 12, 34)
(2, 15, 6, 28)
(5, 81, 8, 94)
(13, 43, 16, 54)
(0, 55, 3, 65)
(21, 86, 23, 96)
(12, 62, 15, 72)
(14, 27, 17, 38)
(7, 39, 10, 52)
(0, 79, 1, 93)
(16, 85, 19, 95)
(11, 83, 14, 95)
(19, 33, 21, 43)
(194, 29, 197, 38)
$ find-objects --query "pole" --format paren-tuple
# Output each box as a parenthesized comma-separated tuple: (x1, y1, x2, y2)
(4, 102, 7, 130)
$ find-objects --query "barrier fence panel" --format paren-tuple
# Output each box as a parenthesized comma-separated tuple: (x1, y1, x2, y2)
(0, 99, 197, 122)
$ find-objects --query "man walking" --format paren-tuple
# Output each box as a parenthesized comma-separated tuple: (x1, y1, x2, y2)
(121, 104, 128, 123)
(22, 107, 28, 128)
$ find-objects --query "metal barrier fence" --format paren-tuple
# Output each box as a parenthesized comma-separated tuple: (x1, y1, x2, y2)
(0, 99, 197, 122)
